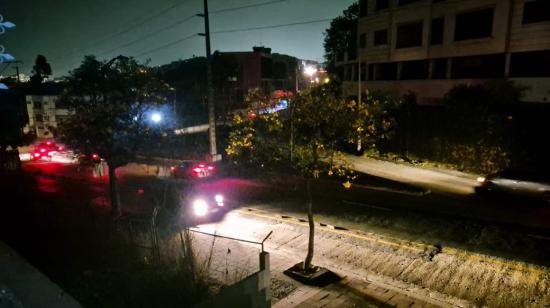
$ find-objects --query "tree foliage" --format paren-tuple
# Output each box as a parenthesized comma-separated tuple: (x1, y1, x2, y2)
(59, 55, 169, 168)
(58, 55, 169, 215)
(323, 2, 359, 73)
(226, 85, 401, 270)
(30, 55, 52, 86)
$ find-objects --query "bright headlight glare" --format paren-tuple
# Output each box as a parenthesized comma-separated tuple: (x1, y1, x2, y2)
(477, 177, 486, 183)
(193, 199, 208, 216)
(215, 194, 224, 203)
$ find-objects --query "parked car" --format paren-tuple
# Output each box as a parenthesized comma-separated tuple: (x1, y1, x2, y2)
(170, 161, 216, 180)
(476, 169, 550, 202)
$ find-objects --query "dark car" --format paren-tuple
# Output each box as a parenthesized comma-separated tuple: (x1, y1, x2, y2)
(476, 169, 550, 202)
(170, 161, 216, 180)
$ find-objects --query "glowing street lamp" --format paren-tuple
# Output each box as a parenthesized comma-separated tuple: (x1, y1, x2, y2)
(151, 112, 162, 123)
(303, 65, 318, 77)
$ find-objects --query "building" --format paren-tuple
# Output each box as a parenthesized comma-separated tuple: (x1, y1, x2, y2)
(24, 83, 69, 139)
(339, 0, 550, 103)
(213, 47, 321, 115)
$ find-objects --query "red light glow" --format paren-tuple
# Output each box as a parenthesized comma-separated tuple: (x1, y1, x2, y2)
(33, 153, 41, 157)
(58, 146, 63, 151)
(92, 154, 99, 159)
(46, 142, 51, 145)
(40, 148, 46, 153)
(193, 168, 202, 173)
(207, 166, 214, 170)
(199, 164, 205, 168)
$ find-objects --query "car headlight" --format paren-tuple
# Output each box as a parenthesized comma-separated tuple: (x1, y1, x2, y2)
(477, 177, 486, 183)
(215, 194, 224, 204)
(193, 199, 208, 216)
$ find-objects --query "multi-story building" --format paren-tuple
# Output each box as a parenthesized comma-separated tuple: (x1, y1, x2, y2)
(24, 83, 70, 139)
(339, 0, 550, 104)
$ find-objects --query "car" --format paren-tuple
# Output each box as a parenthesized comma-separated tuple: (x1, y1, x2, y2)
(170, 161, 216, 180)
(31, 141, 66, 161)
(476, 169, 550, 202)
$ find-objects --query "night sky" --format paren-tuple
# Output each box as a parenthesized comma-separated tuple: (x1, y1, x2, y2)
(2, 0, 355, 77)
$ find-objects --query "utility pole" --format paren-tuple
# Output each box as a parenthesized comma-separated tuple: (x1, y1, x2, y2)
(15, 64, 20, 82)
(199, 0, 218, 162)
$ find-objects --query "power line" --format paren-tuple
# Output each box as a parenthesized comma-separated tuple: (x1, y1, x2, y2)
(51, 0, 191, 61)
(211, 18, 333, 34)
(210, 0, 286, 14)
(134, 34, 198, 58)
(98, 14, 197, 56)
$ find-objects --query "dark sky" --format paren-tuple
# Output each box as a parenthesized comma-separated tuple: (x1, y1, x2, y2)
(2, 0, 355, 77)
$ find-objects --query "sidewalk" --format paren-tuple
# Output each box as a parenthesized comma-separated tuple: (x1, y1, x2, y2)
(0, 241, 82, 308)
(189, 212, 466, 308)
(345, 154, 480, 195)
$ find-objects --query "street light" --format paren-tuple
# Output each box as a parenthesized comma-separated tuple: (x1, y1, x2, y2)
(151, 112, 162, 123)
(303, 65, 318, 77)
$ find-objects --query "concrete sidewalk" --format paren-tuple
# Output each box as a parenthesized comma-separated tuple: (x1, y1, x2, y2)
(0, 241, 82, 308)
(345, 155, 480, 195)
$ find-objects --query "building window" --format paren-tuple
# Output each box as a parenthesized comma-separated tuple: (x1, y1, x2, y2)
(360, 63, 367, 81)
(522, 0, 550, 24)
(510, 50, 550, 77)
(400, 60, 429, 80)
(396, 22, 423, 48)
(360, 0, 368, 16)
(359, 33, 367, 49)
(375, 0, 389, 11)
(432, 58, 448, 79)
(376, 63, 398, 80)
(430, 18, 444, 45)
(368, 64, 375, 80)
(454, 8, 494, 41)
(399, 0, 421, 5)
(451, 53, 505, 78)
(374, 29, 388, 45)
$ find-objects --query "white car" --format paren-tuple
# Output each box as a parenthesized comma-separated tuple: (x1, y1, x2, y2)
(476, 169, 550, 202)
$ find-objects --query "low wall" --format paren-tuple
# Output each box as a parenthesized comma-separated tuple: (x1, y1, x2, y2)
(194, 252, 271, 308)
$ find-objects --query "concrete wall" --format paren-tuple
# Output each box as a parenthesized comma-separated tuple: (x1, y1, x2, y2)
(194, 252, 271, 308)
(344, 77, 550, 104)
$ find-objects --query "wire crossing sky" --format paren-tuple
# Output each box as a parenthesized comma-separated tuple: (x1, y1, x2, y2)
(2, 0, 355, 77)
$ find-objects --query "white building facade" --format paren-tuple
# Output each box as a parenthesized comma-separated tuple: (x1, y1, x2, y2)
(339, 0, 550, 104)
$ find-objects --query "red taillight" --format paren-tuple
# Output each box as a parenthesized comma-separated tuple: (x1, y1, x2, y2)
(207, 165, 214, 170)
(40, 148, 46, 153)
(193, 167, 202, 173)
(33, 153, 41, 157)
(58, 146, 63, 151)
(46, 141, 51, 145)
(199, 164, 205, 168)
(47, 151, 53, 156)
(92, 154, 99, 159)
(170, 166, 176, 171)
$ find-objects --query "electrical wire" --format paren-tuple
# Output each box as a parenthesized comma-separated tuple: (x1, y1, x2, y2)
(211, 18, 333, 34)
(98, 14, 197, 56)
(134, 34, 198, 58)
(210, 0, 286, 14)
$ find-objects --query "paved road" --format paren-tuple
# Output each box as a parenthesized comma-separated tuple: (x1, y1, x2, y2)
(17, 160, 550, 307)
(345, 155, 479, 195)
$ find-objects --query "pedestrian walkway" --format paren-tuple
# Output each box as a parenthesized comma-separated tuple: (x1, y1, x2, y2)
(0, 241, 82, 308)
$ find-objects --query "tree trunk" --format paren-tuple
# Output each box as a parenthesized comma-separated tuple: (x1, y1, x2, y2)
(304, 178, 315, 270)
(108, 165, 121, 217)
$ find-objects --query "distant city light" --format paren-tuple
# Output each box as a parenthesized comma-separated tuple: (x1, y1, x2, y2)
(151, 112, 162, 123)
(303, 65, 318, 77)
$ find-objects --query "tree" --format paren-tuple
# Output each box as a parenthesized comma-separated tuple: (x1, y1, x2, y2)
(0, 89, 28, 171)
(323, 2, 359, 74)
(58, 55, 169, 217)
(226, 84, 398, 272)
(29, 55, 52, 87)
